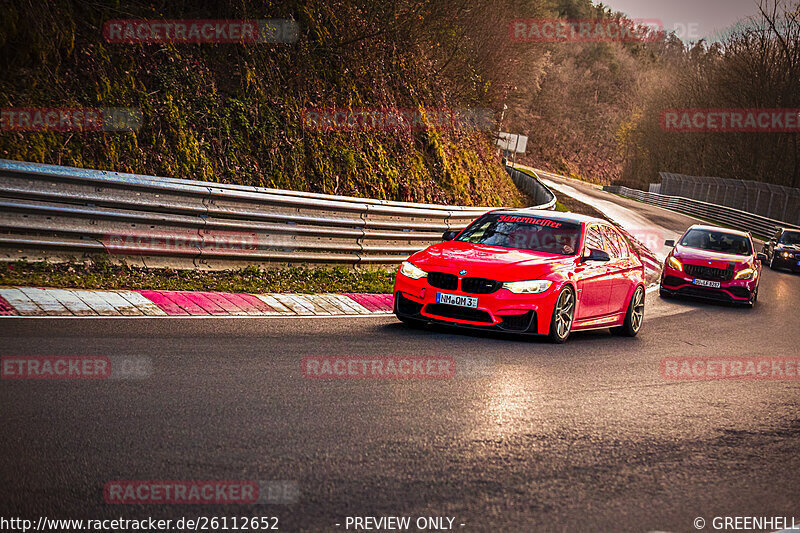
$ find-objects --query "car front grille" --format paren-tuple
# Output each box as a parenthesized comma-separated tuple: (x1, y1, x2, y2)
(427, 272, 458, 290)
(684, 263, 733, 281)
(461, 277, 501, 294)
(424, 304, 493, 323)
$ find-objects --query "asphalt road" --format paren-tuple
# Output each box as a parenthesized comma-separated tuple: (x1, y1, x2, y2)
(532, 168, 703, 259)
(2, 185, 800, 533)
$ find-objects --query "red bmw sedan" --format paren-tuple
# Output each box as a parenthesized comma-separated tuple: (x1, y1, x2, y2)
(393, 210, 646, 343)
(659, 224, 765, 307)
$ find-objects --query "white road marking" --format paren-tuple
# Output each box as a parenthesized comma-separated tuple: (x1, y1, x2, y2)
(309, 294, 350, 314)
(70, 290, 122, 316)
(17, 287, 72, 315)
(44, 289, 97, 316)
(327, 294, 373, 314)
(95, 291, 145, 316)
(302, 294, 340, 315)
(115, 291, 168, 316)
(0, 288, 45, 316)
(254, 294, 295, 314)
(318, 294, 363, 314)
(272, 294, 316, 315)
(0, 313, 396, 319)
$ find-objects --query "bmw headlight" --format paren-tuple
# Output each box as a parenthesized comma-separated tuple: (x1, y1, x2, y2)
(734, 268, 755, 280)
(502, 279, 553, 294)
(399, 261, 427, 280)
(666, 256, 683, 271)
(783, 252, 791, 258)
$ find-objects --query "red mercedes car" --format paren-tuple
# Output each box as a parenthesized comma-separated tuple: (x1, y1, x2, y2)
(659, 224, 765, 306)
(394, 210, 646, 343)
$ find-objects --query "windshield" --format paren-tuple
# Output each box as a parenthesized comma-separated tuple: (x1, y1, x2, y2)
(456, 213, 581, 255)
(680, 228, 752, 256)
(779, 231, 800, 245)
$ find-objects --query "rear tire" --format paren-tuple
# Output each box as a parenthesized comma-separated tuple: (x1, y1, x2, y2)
(548, 286, 575, 344)
(612, 285, 645, 337)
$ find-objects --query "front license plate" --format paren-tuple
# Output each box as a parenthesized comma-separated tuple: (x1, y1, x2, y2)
(692, 279, 721, 288)
(436, 292, 478, 308)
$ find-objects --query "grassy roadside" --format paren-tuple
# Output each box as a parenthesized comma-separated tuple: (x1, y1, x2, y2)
(0, 261, 395, 294)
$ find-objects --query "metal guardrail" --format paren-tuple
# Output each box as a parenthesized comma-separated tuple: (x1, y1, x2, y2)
(0, 159, 556, 269)
(657, 172, 800, 226)
(505, 165, 557, 210)
(604, 185, 800, 238)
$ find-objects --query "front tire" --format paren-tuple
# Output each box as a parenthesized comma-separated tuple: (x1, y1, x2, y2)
(612, 285, 645, 337)
(744, 285, 758, 308)
(548, 286, 575, 344)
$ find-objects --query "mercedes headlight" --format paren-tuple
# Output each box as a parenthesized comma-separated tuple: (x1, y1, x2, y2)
(667, 256, 683, 271)
(399, 261, 427, 280)
(734, 268, 754, 280)
(502, 279, 553, 294)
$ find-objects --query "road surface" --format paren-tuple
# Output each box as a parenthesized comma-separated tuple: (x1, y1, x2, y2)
(2, 179, 799, 533)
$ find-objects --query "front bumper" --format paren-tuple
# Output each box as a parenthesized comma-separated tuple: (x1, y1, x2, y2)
(393, 272, 559, 335)
(772, 251, 800, 271)
(660, 266, 756, 303)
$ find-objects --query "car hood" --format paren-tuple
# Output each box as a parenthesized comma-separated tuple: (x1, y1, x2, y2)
(776, 243, 800, 251)
(673, 244, 752, 267)
(409, 241, 575, 280)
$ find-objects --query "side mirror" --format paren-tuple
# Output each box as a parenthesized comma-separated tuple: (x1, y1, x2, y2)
(442, 230, 459, 241)
(757, 252, 767, 263)
(582, 247, 611, 262)
(664, 239, 675, 247)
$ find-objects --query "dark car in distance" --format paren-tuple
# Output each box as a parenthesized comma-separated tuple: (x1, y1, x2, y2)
(762, 228, 800, 273)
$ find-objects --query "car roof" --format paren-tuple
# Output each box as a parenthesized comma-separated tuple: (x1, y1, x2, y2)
(685, 224, 751, 238)
(489, 208, 605, 226)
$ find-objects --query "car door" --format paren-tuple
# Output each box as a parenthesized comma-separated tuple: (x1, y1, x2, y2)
(574, 224, 612, 319)
(601, 225, 635, 314)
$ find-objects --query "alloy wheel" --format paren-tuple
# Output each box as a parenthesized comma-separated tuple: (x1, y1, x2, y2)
(554, 288, 574, 339)
(631, 287, 645, 332)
